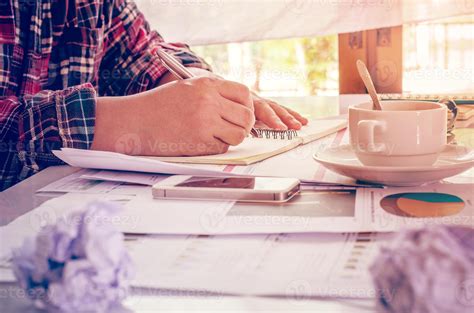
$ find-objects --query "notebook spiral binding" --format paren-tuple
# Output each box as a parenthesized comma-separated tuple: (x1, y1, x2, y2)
(253, 128, 299, 140)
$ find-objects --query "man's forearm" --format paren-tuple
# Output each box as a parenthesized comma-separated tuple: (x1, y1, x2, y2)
(91, 96, 133, 152)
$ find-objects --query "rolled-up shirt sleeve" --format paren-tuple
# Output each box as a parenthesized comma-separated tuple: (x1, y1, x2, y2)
(98, 0, 211, 97)
(0, 83, 96, 190)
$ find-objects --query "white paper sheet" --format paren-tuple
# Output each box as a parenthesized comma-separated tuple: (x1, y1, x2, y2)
(2, 183, 472, 288)
(38, 169, 119, 193)
(0, 194, 137, 263)
(0, 222, 392, 298)
(38, 169, 152, 196)
(118, 188, 363, 235)
(80, 170, 168, 186)
(128, 232, 392, 298)
(7, 182, 473, 242)
(53, 148, 235, 177)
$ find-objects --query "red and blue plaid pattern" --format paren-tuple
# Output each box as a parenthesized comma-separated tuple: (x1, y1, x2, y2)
(0, 0, 209, 190)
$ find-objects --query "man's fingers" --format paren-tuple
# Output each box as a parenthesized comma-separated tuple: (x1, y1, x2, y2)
(280, 105, 309, 125)
(268, 102, 303, 130)
(219, 98, 255, 133)
(254, 120, 269, 129)
(216, 80, 253, 110)
(213, 120, 248, 146)
(254, 100, 287, 130)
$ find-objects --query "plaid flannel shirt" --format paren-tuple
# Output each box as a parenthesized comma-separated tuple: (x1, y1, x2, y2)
(0, 0, 210, 191)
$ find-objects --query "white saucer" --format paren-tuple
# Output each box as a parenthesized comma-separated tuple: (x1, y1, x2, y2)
(313, 144, 474, 186)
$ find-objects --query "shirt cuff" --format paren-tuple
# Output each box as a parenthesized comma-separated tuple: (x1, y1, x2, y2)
(19, 83, 97, 155)
(55, 83, 97, 150)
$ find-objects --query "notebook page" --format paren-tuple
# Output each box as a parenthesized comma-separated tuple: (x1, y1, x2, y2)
(154, 138, 301, 165)
(153, 119, 347, 165)
(297, 119, 347, 144)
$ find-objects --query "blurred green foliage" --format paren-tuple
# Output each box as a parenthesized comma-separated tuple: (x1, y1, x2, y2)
(301, 36, 337, 95)
(193, 35, 338, 95)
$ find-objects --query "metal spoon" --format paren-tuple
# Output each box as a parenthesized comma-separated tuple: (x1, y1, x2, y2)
(356, 60, 383, 110)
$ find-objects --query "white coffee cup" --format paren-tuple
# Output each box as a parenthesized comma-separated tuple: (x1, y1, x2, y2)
(349, 101, 456, 167)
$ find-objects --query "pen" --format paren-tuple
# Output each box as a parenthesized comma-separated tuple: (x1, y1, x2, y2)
(156, 49, 195, 80)
(155, 49, 260, 137)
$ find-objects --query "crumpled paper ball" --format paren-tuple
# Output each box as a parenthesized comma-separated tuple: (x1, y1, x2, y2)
(370, 226, 474, 313)
(12, 201, 135, 312)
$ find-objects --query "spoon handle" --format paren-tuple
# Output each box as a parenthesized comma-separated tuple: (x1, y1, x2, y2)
(356, 60, 383, 111)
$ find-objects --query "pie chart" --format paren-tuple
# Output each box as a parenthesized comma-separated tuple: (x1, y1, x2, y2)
(380, 192, 465, 217)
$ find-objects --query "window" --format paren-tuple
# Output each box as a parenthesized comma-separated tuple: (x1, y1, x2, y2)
(193, 36, 339, 97)
(403, 15, 474, 94)
(193, 15, 473, 96)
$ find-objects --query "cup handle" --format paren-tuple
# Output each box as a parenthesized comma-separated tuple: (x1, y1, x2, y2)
(357, 120, 387, 153)
(438, 98, 458, 133)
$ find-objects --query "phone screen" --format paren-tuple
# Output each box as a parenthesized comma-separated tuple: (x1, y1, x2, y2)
(176, 177, 256, 189)
(175, 176, 298, 191)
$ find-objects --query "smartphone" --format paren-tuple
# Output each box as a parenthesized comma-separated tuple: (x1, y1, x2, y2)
(152, 176, 300, 202)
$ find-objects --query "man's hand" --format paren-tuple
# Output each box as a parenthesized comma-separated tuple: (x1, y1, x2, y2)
(184, 68, 308, 130)
(92, 77, 254, 156)
(251, 93, 308, 130)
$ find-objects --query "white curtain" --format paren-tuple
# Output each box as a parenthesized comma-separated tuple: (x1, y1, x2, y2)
(136, 0, 473, 45)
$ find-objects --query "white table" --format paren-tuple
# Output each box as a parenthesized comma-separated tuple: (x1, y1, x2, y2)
(3, 94, 470, 312)
(0, 162, 375, 310)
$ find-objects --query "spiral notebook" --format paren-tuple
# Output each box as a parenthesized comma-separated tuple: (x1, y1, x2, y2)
(151, 119, 347, 165)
